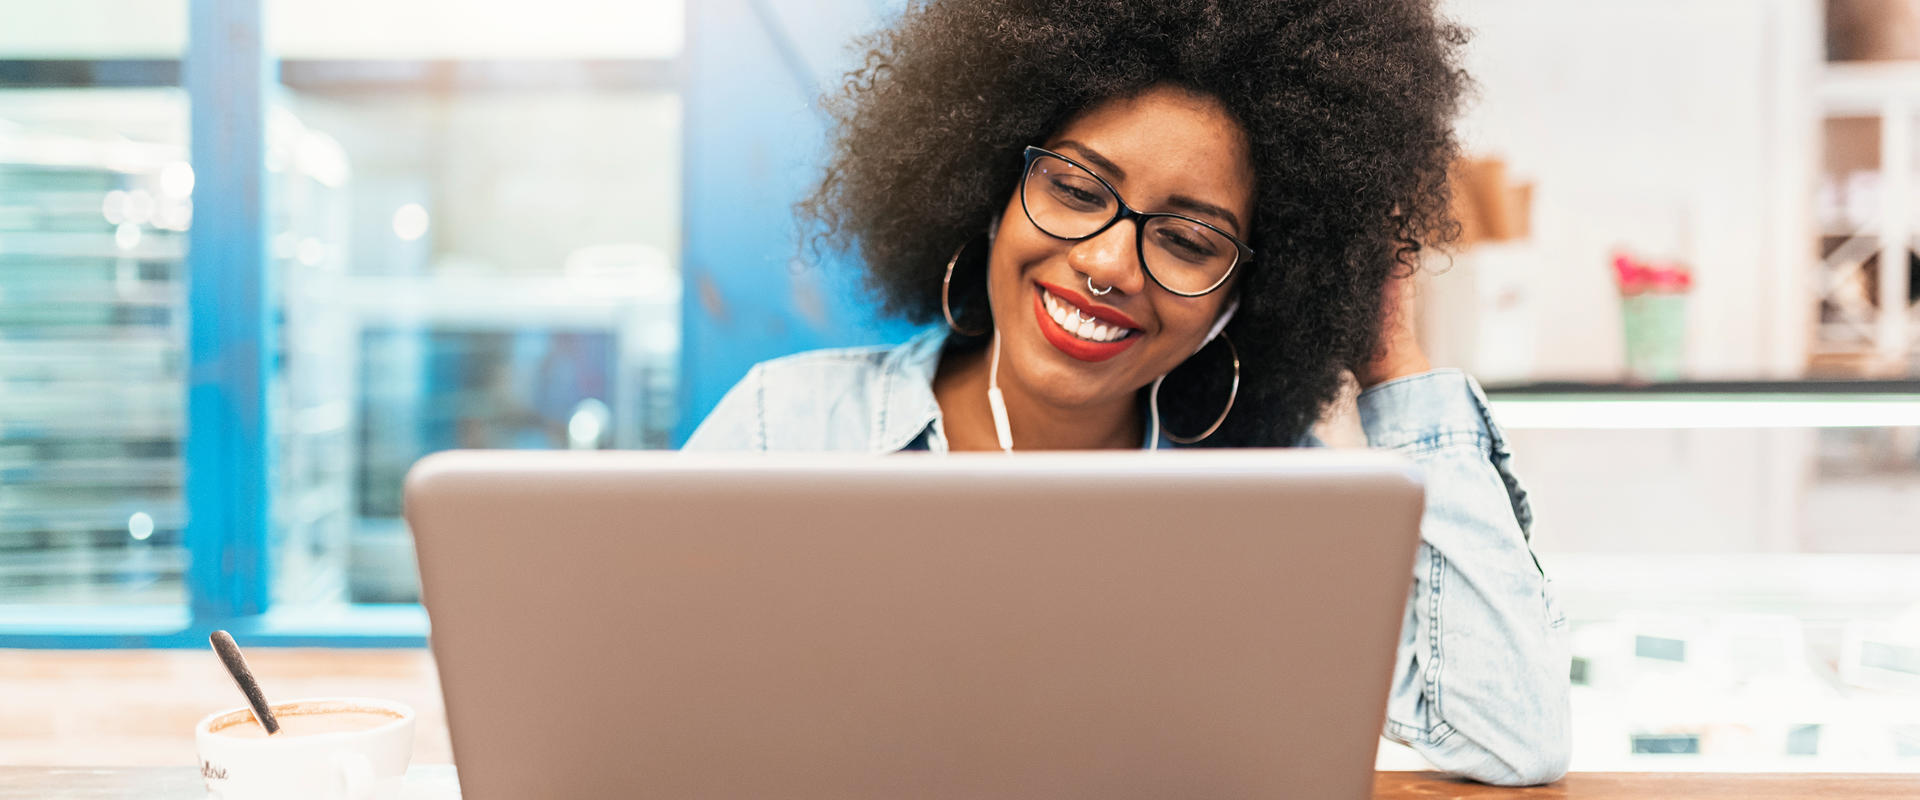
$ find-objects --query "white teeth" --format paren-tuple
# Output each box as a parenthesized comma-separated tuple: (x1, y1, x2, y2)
(1041, 287, 1131, 343)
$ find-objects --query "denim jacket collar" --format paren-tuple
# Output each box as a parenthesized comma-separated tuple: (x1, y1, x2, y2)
(872, 327, 951, 453)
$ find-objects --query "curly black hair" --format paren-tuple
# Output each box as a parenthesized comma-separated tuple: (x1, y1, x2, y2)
(800, 0, 1468, 447)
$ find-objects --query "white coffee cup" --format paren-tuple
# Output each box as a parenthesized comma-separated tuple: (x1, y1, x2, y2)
(194, 697, 416, 800)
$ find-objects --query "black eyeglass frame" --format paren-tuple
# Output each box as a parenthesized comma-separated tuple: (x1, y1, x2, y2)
(1019, 145, 1254, 298)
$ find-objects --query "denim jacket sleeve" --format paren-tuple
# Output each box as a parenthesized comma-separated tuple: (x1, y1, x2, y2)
(1356, 368, 1571, 786)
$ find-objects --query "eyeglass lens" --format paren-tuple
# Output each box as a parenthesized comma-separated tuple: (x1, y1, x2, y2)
(1022, 154, 1238, 295)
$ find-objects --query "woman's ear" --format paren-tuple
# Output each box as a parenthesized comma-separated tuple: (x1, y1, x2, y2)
(1203, 295, 1239, 346)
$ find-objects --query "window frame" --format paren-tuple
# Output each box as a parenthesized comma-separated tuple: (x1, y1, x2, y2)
(0, 0, 675, 649)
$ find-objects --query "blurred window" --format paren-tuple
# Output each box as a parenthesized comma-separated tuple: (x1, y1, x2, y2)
(0, 1, 683, 615)
(0, 0, 189, 607)
(267, 10, 683, 607)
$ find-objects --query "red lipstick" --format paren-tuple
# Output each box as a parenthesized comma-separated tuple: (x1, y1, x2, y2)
(1031, 283, 1140, 363)
(1035, 281, 1141, 329)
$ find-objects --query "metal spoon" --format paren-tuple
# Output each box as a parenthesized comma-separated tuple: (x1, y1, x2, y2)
(209, 630, 280, 735)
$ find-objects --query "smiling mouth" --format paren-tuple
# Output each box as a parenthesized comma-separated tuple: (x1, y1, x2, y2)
(1030, 282, 1143, 363)
(1037, 285, 1139, 343)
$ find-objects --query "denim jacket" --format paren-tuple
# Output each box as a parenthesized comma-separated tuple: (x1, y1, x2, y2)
(684, 327, 1572, 786)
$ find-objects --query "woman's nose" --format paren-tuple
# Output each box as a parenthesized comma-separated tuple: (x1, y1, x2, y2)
(1066, 220, 1147, 296)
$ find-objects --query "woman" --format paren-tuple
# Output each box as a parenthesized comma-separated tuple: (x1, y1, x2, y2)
(685, 0, 1569, 786)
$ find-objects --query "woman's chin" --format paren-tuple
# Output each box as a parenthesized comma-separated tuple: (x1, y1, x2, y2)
(1010, 350, 1137, 410)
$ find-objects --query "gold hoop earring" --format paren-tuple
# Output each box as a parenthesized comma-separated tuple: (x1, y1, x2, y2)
(942, 239, 989, 337)
(1149, 332, 1240, 444)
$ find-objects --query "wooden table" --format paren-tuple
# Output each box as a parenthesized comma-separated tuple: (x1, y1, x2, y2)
(1372, 771, 1920, 798)
(4, 767, 1917, 798)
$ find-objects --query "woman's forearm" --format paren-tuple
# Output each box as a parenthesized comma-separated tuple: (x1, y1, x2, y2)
(1358, 369, 1572, 786)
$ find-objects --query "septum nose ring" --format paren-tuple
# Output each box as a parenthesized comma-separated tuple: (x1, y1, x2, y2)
(1087, 275, 1115, 296)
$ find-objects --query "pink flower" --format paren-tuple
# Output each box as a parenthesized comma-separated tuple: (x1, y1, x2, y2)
(1611, 252, 1692, 294)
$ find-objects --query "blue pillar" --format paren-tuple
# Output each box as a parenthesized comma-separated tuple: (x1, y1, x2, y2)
(185, 0, 275, 620)
(675, 0, 917, 445)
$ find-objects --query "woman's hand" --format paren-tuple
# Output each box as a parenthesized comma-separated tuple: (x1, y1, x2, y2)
(1354, 271, 1432, 390)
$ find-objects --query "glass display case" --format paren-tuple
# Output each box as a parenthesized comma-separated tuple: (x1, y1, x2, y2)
(1484, 390, 1920, 771)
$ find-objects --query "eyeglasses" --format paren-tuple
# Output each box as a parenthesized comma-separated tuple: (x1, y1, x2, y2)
(1019, 145, 1253, 297)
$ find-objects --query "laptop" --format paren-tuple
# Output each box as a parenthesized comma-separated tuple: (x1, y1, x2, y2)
(405, 449, 1424, 799)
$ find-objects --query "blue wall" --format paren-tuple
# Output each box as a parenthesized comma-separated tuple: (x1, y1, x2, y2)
(677, 0, 920, 445)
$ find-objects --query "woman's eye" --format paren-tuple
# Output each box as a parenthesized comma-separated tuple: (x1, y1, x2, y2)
(1156, 228, 1219, 261)
(1048, 177, 1108, 210)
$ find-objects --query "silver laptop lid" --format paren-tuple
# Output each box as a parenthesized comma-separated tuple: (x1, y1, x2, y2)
(407, 450, 1423, 799)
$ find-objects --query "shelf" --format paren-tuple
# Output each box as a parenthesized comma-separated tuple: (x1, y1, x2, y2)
(1486, 395, 1920, 430)
(1821, 62, 1920, 115)
(1552, 553, 1920, 622)
(1488, 380, 1920, 395)
(0, 549, 187, 582)
(0, 505, 184, 536)
(0, 230, 184, 260)
(0, 458, 180, 488)
(0, 285, 178, 307)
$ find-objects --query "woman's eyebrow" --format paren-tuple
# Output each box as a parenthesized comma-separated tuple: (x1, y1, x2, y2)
(1053, 140, 1127, 182)
(1166, 196, 1242, 237)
